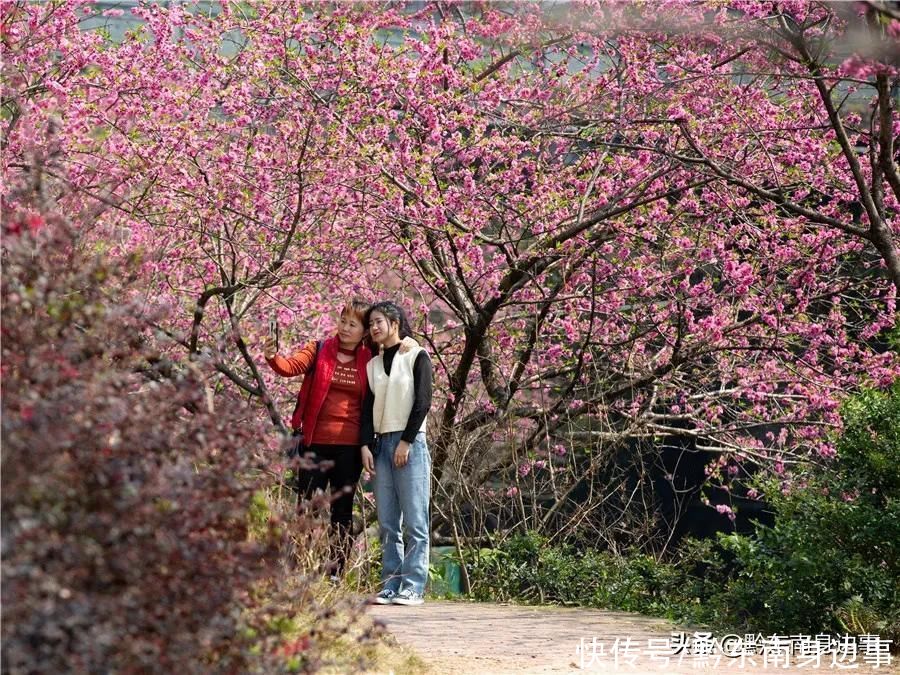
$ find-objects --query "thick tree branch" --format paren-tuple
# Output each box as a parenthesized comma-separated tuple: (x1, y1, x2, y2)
(876, 74, 900, 204)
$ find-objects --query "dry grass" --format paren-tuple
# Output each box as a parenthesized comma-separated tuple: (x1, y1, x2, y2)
(242, 478, 428, 673)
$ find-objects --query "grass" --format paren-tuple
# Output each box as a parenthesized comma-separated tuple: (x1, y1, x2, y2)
(253, 575, 427, 673)
(244, 483, 427, 672)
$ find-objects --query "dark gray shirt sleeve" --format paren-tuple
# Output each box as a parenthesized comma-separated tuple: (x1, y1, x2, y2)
(402, 351, 432, 443)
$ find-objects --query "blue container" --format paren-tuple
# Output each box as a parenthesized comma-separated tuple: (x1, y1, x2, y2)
(429, 545, 462, 596)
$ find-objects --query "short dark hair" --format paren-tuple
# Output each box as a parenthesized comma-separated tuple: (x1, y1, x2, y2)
(365, 301, 413, 339)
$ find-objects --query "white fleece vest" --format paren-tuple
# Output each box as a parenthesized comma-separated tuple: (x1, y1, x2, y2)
(367, 346, 427, 435)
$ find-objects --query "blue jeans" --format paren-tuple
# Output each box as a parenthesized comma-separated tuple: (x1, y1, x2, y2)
(374, 431, 431, 595)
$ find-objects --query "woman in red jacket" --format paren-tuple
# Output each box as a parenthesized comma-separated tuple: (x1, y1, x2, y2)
(264, 299, 372, 577)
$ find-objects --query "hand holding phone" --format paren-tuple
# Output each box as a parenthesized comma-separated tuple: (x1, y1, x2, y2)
(264, 316, 279, 358)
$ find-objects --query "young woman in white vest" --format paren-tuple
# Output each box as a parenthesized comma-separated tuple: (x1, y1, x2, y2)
(361, 301, 433, 606)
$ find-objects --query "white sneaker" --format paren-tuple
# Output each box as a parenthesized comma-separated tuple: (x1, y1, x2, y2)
(391, 589, 424, 606)
(371, 588, 398, 605)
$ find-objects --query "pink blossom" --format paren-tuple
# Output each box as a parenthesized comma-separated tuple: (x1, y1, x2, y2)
(715, 504, 736, 522)
(816, 443, 836, 459)
(1, 0, 896, 501)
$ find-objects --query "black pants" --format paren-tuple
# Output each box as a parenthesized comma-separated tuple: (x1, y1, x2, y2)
(295, 443, 362, 575)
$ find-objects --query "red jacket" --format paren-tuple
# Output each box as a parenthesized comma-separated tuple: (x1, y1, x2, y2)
(289, 336, 371, 445)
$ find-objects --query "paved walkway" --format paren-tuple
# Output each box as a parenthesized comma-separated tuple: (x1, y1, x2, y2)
(369, 601, 900, 675)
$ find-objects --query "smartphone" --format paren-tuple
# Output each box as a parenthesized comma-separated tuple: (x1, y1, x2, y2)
(268, 316, 280, 351)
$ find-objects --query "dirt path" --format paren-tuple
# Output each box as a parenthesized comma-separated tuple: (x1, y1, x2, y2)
(369, 601, 899, 675)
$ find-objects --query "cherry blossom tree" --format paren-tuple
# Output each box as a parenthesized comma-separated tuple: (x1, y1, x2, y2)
(333, 1, 898, 539)
(3, 1, 403, 429)
(3, 0, 897, 544)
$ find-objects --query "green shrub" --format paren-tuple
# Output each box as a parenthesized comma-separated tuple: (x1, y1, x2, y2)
(465, 532, 716, 619)
(707, 385, 900, 639)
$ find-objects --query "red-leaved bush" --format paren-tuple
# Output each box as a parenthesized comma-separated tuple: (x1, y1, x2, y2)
(1, 209, 304, 672)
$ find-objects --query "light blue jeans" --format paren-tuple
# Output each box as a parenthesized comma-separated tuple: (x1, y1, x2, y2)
(374, 431, 431, 595)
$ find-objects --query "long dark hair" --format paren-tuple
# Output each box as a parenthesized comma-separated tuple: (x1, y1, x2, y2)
(365, 301, 413, 352)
